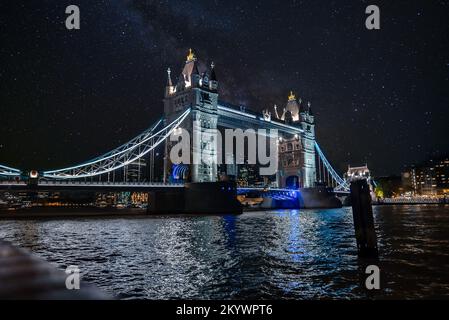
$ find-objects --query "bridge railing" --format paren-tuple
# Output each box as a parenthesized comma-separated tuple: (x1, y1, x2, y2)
(0, 180, 184, 187)
(38, 180, 184, 187)
(0, 181, 27, 185)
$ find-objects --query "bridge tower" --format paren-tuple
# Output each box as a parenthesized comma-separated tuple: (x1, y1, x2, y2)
(275, 92, 316, 188)
(163, 49, 219, 183)
(300, 101, 316, 188)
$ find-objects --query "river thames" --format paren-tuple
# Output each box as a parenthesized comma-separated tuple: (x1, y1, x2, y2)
(0, 205, 448, 299)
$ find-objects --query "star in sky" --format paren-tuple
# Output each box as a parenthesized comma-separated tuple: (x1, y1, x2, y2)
(0, 0, 448, 176)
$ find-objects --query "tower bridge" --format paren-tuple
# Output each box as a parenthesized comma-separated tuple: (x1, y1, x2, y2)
(0, 49, 350, 210)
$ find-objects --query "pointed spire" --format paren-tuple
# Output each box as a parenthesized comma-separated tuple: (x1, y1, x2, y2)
(167, 67, 173, 87)
(274, 104, 280, 119)
(209, 61, 219, 91)
(165, 67, 175, 96)
(181, 48, 198, 88)
(281, 107, 287, 120)
(307, 101, 313, 115)
(298, 97, 303, 112)
(210, 61, 217, 81)
(186, 48, 195, 62)
(288, 91, 296, 101)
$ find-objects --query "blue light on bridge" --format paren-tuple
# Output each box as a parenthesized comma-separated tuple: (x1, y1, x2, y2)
(171, 164, 189, 182)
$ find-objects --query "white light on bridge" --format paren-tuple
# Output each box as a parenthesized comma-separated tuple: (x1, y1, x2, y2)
(29, 170, 39, 179)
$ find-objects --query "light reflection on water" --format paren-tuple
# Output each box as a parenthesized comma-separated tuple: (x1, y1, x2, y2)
(0, 205, 448, 299)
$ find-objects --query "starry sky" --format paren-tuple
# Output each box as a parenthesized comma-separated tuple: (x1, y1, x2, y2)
(0, 0, 448, 176)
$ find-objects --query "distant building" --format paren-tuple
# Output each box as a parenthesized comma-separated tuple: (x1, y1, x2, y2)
(344, 165, 371, 182)
(237, 165, 262, 187)
(345, 165, 377, 199)
(126, 158, 147, 182)
(403, 157, 449, 196)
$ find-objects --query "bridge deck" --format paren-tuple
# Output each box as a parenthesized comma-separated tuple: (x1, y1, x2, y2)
(0, 181, 348, 194)
(0, 181, 184, 192)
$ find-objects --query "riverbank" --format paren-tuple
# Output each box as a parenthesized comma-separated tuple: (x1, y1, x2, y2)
(0, 206, 246, 219)
(375, 202, 448, 206)
(0, 207, 147, 219)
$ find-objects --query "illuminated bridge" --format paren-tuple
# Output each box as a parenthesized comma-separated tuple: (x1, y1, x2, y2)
(0, 50, 350, 198)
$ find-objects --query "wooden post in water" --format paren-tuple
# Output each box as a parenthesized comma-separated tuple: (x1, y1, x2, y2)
(350, 179, 378, 258)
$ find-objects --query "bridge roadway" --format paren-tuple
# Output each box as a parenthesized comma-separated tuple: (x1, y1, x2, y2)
(0, 181, 348, 197)
(0, 181, 304, 194)
(0, 181, 184, 192)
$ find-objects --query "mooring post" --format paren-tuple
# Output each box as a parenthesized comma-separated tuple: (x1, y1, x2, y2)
(350, 179, 378, 258)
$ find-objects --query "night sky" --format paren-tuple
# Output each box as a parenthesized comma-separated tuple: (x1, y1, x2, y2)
(0, 0, 448, 176)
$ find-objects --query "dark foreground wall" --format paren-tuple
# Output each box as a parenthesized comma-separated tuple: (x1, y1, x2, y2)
(0, 240, 110, 299)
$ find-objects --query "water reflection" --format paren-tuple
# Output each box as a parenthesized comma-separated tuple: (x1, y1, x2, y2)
(222, 214, 237, 250)
(0, 205, 448, 299)
(287, 210, 303, 263)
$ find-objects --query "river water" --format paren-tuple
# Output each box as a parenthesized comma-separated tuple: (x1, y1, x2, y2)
(0, 205, 448, 299)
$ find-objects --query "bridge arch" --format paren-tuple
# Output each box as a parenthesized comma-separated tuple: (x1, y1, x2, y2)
(285, 175, 300, 189)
